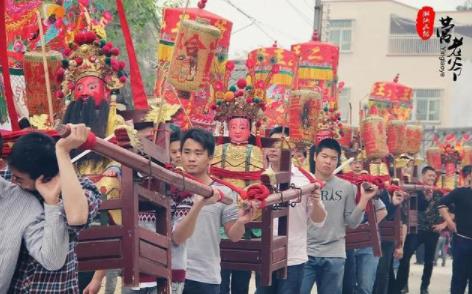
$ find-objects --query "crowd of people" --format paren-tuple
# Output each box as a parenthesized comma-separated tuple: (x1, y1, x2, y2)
(0, 123, 470, 294)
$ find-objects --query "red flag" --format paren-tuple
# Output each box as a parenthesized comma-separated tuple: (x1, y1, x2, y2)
(0, 1, 20, 130)
(115, 0, 149, 110)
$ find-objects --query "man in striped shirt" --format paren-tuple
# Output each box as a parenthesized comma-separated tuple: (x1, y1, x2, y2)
(0, 131, 71, 292)
(5, 124, 102, 293)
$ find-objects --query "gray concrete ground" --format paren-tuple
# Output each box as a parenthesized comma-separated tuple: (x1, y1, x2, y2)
(101, 259, 460, 294)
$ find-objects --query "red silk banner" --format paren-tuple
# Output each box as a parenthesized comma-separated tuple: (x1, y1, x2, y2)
(115, 0, 148, 110)
(0, 0, 20, 130)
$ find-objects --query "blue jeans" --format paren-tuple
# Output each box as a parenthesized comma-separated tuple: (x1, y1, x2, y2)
(450, 234, 472, 294)
(300, 256, 345, 294)
(255, 263, 305, 294)
(343, 247, 380, 294)
(183, 279, 220, 294)
(434, 235, 448, 265)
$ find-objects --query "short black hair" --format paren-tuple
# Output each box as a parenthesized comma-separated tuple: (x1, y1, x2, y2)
(462, 165, 472, 177)
(181, 128, 215, 156)
(269, 126, 289, 137)
(8, 132, 59, 180)
(170, 129, 181, 144)
(421, 166, 436, 175)
(18, 117, 31, 129)
(315, 138, 341, 157)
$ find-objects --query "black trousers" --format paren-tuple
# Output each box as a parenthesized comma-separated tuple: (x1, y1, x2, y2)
(184, 279, 220, 294)
(450, 234, 472, 294)
(373, 241, 396, 294)
(220, 269, 251, 294)
(395, 231, 439, 292)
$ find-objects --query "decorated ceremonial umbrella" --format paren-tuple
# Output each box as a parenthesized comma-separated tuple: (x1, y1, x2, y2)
(368, 74, 413, 121)
(246, 42, 297, 128)
(291, 33, 344, 143)
(156, 2, 233, 129)
(291, 33, 339, 106)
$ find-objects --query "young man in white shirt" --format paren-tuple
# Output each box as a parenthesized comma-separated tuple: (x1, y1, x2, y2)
(256, 127, 327, 294)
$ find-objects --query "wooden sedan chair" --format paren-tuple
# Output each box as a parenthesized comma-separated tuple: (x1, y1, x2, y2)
(346, 199, 383, 256)
(396, 163, 419, 234)
(219, 137, 292, 286)
(378, 162, 419, 251)
(76, 123, 173, 292)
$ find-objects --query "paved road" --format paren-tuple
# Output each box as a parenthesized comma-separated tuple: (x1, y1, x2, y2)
(102, 258, 459, 293)
(248, 260, 455, 294)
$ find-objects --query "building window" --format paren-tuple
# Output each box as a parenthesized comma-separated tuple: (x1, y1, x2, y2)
(328, 20, 352, 52)
(338, 87, 351, 122)
(412, 89, 441, 122)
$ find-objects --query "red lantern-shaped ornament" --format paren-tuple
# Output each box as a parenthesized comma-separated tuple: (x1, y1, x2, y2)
(361, 116, 388, 160)
(426, 147, 442, 170)
(386, 120, 407, 156)
(168, 20, 221, 92)
(23, 50, 64, 116)
(288, 90, 321, 145)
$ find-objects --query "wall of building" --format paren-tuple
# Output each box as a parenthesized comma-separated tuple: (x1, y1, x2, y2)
(323, 0, 472, 127)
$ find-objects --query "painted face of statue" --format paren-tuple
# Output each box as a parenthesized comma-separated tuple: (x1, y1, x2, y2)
(73, 76, 108, 106)
(228, 117, 251, 144)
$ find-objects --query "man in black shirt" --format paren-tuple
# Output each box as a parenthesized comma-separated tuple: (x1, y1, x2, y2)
(438, 165, 472, 294)
(373, 189, 407, 294)
(395, 166, 446, 294)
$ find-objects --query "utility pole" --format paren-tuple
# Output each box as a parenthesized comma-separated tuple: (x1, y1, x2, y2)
(313, 0, 323, 36)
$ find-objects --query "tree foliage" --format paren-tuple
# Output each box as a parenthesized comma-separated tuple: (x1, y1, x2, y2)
(456, 0, 472, 11)
(94, 0, 183, 102)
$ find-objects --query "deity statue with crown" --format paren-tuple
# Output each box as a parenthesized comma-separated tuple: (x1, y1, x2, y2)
(55, 30, 128, 218)
(209, 61, 268, 189)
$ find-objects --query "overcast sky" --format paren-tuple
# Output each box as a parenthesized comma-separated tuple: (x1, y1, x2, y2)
(183, 0, 469, 58)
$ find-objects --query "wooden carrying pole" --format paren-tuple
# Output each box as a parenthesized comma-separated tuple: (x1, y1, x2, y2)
(400, 184, 450, 193)
(250, 157, 354, 207)
(56, 125, 233, 204)
(262, 183, 320, 207)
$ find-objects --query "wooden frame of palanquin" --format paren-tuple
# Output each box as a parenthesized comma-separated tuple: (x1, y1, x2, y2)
(76, 124, 173, 292)
(74, 130, 296, 290)
(219, 145, 293, 286)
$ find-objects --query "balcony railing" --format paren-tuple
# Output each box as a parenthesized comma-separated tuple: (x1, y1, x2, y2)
(388, 34, 440, 56)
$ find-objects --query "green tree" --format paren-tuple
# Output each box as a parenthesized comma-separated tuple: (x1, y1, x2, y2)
(457, 0, 472, 11)
(94, 0, 183, 105)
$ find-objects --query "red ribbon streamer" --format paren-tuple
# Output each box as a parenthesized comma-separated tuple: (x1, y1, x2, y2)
(80, 132, 98, 150)
(297, 166, 325, 188)
(169, 166, 249, 202)
(115, 0, 148, 110)
(338, 172, 391, 210)
(0, 1, 20, 130)
(245, 183, 270, 207)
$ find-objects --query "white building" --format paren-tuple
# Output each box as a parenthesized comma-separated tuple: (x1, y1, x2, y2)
(322, 0, 472, 127)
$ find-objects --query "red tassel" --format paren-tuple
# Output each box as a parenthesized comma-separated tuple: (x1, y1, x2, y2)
(255, 125, 262, 147)
(80, 132, 97, 150)
(256, 134, 262, 148)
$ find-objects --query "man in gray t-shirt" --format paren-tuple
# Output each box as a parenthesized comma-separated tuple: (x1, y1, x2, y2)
(177, 129, 254, 294)
(300, 139, 379, 294)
